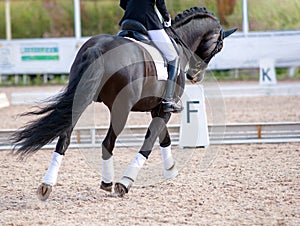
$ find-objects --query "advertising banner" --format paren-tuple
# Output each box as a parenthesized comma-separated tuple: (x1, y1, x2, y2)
(0, 38, 87, 74)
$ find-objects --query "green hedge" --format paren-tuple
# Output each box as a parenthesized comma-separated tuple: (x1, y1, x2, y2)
(0, 0, 218, 39)
(0, 0, 211, 38)
(0, 0, 299, 39)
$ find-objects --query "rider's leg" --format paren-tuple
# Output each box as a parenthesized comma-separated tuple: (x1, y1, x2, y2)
(162, 57, 183, 112)
(148, 29, 183, 113)
(148, 29, 177, 61)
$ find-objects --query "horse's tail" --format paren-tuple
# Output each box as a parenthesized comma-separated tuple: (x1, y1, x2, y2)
(11, 47, 104, 157)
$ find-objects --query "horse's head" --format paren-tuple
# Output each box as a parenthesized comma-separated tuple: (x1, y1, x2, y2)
(171, 7, 237, 83)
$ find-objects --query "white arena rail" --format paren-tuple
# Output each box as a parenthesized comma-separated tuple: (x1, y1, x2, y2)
(1, 31, 299, 76)
(1, 122, 299, 150)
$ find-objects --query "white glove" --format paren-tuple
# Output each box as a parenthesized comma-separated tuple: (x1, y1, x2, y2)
(163, 16, 172, 28)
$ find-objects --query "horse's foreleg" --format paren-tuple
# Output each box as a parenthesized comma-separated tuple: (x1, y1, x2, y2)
(37, 128, 72, 201)
(158, 125, 178, 179)
(115, 110, 171, 196)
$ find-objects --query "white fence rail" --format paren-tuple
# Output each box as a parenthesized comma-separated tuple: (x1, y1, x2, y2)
(1, 122, 299, 150)
(209, 30, 300, 70)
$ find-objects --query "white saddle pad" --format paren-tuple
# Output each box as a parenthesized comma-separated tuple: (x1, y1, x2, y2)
(125, 37, 168, 80)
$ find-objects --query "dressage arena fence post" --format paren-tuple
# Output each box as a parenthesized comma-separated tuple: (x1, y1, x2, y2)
(259, 58, 277, 85)
(179, 85, 210, 148)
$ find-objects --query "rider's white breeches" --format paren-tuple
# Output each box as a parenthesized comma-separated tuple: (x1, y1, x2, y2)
(148, 29, 178, 62)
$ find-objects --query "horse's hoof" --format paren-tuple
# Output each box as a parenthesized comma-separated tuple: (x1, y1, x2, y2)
(114, 183, 127, 197)
(37, 183, 52, 201)
(100, 181, 113, 193)
(114, 177, 133, 197)
(163, 163, 178, 179)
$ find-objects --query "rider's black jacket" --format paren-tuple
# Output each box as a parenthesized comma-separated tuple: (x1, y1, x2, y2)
(119, 0, 170, 30)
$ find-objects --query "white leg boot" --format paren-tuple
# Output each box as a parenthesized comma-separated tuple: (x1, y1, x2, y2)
(115, 153, 146, 196)
(101, 156, 114, 192)
(160, 145, 178, 179)
(43, 152, 63, 186)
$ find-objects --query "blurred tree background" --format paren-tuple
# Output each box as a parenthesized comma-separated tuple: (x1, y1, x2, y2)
(0, 0, 299, 39)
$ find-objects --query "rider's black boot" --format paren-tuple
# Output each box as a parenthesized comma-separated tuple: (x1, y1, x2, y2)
(162, 58, 183, 113)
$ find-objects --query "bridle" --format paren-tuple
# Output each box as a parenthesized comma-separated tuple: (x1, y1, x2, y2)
(202, 29, 224, 63)
(167, 26, 223, 78)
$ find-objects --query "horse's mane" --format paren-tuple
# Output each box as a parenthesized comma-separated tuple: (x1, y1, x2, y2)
(172, 7, 220, 28)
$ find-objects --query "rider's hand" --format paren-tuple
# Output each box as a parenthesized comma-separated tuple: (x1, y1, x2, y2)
(163, 16, 172, 28)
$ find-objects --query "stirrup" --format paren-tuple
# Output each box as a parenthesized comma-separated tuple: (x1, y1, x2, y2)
(162, 100, 183, 113)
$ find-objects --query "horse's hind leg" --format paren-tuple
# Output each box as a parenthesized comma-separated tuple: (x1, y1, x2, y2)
(100, 108, 131, 193)
(100, 124, 117, 192)
(37, 127, 73, 201)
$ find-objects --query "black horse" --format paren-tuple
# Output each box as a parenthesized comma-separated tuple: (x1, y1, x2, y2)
(12, 7, 236, 199)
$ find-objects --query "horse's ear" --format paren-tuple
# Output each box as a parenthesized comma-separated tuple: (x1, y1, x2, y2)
(223, 28, 238, 39)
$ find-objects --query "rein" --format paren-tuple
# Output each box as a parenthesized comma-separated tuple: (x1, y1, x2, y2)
(166, 26, 202, 79)
(166, 26, 198, 63)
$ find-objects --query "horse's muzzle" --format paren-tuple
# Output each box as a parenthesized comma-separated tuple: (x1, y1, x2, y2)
(186, 68, 206, 83)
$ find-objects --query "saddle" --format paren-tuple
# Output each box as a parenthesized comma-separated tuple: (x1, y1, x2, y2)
(117, 20, 180, 81)
(117, 19, 150, 42)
